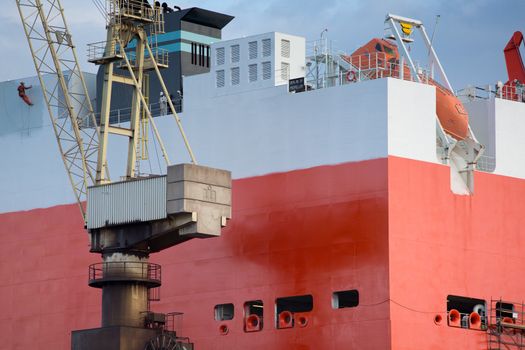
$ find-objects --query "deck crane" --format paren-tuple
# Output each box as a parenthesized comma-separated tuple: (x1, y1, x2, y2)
(16, 1, 231, 349)
(15, 0, 197, 219)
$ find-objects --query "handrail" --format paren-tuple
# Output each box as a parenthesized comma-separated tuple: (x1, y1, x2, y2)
(305, 51, 432, 90)
(88, 261, 162, 284)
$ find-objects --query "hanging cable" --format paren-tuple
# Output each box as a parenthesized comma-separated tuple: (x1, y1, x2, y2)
(360, 298, 447, 314)
(91, 0, 106, 20)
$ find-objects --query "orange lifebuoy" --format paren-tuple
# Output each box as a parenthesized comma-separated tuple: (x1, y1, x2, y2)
(346, 71, 357, 82)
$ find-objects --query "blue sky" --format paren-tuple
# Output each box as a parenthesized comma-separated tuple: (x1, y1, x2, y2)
(1, 0, 524, 89)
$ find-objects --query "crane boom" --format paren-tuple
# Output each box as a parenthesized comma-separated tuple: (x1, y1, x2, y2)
(504, 31, 525, 83)
(16, 0, 101, 220)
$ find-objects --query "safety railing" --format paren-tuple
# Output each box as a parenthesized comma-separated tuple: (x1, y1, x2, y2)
(93, 98, 183, 126)
(305, 52, 432, 90)
(108, 0, 155, 23)
(501, 85, 525, 102)
(87, 40, 121, 63)
(166, 312, 184, 334)
(457, 84, 525, 103)
(88, 261, 161, 287)
(124, 47, 169, 69)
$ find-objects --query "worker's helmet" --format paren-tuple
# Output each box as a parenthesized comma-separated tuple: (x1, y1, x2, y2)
(160, 91, 164, 96)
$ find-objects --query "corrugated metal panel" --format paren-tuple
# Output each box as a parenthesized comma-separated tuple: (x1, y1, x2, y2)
(231, 44, 240, 63)
(216, 47, 225, 65)
(216, 70, 225, 87)
(87, 176, 167, 229)
(281, 39, 290, 58)
(231, 67, 240, 85)
(262, 39, 271, 57)
(248, 41, 258, 59)
(249, 64, 257, 82)
(262, 62, 271, 80)
(281, 62, 290, 81)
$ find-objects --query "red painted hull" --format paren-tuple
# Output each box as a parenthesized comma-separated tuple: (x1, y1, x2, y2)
(1, 157, 525, 349)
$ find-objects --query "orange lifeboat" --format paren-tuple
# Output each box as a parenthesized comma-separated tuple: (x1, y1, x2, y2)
(432, 81, 469, 140)
(346, 38, 469, 140)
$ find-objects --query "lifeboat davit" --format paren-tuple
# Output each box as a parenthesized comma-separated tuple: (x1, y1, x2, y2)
(347, 38, 469, 140)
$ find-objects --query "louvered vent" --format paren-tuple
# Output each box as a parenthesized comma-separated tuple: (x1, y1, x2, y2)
(262, 62, 271, 80)
(262, 39, 271, 57)
(231, 44, 240, 63)
(216, 70, 225, 88)
(216, 47, 225, 65)
(281, 39, 290, 58)
(248, 41, 258, 59)
(249, 64, 257, 82)
(231, 67, 240, 85)
(281, 62, 289, 81)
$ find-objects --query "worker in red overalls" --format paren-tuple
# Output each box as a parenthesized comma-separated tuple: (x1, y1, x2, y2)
(18, 82, 34, 106)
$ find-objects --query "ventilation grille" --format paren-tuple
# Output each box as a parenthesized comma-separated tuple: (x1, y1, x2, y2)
(216, 70, 225, 88)
(216, 47, 225, 65)
(262, 39, 271, 57)
(262, 62, 271, 80)
(231, 44, 240, 63)
(281, 62, 289, 81)
(249, 64, 257, 82)
(281, 39, 290, 58)
(249, 41, 258, 59)
(231, 67, 240, 85)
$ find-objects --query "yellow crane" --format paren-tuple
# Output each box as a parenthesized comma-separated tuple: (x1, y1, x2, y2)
(15, 0, 197, 221)
(15, 2, 230, 349)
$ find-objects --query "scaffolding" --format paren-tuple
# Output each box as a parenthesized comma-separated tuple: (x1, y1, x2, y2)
(488, 299, 525, 349)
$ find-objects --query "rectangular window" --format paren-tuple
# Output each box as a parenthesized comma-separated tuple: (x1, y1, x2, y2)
(262, 61, 271, 80)
(215, 303, 234, 321)
(231, 67, 240, 85)
(262, 38, 271, 57)
(192, 43, 210, 67)
(191, 42, 196, 65)
(248, 41, 258, 59)
(496, 301, 515, 319)
(216, 70, 225, 88)
(280, 62, 289, 81)
(276, 295, 312, 329)
(249, 64, 257, 82)
(281, 39, 290, 58)
(447, 295, 486, 329)
(332, 290, 359, 309)
(216, 47, 225, 65)
(231, 44, 240, 63)
(244, 300, 263, 332)
(276, 295, 313, 314)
